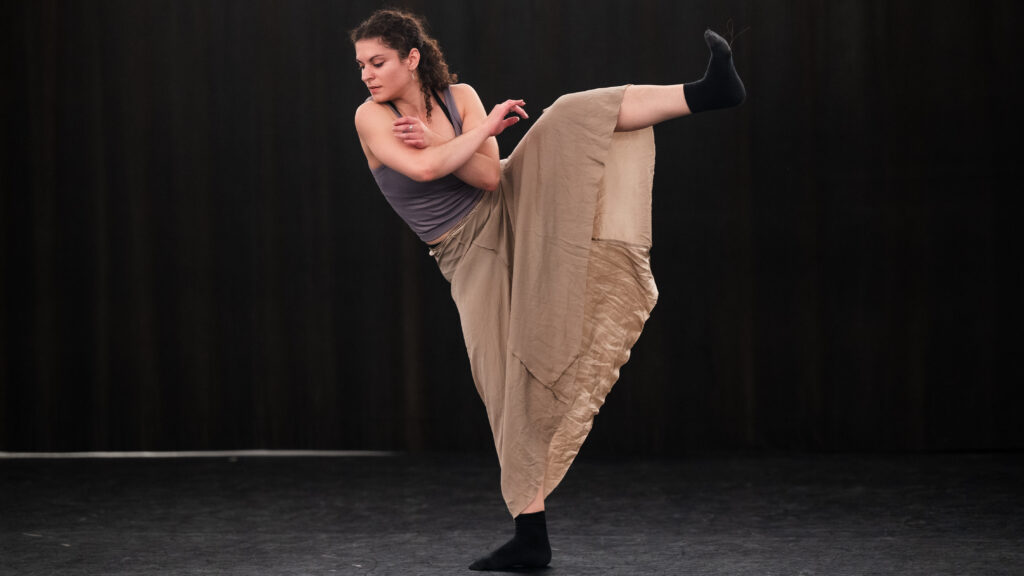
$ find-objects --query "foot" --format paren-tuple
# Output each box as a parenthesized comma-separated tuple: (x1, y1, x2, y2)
(469, 511, 552, 571)
(683, 29, 746, 113)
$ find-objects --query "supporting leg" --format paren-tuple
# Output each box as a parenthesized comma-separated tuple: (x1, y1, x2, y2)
(469, 484, 551, 571)
(521, 482, 545, 513)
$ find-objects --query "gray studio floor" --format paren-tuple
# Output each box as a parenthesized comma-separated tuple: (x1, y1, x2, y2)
(2, 451, 1022, 575)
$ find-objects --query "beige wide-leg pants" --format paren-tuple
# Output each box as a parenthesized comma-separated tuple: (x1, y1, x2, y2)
(430, 85, 659, 517)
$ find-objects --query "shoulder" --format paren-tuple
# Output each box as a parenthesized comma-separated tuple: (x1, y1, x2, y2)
(449, 83, 481, 103)
(354, 99, 392, 134)
(448, 83, 485, 118)
(355, 98, 387, 120)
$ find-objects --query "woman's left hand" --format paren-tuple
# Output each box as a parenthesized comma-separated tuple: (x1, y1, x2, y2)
(392, 116, 440, 149)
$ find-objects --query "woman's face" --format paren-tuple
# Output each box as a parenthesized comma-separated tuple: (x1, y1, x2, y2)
(355, 38, 414, 102)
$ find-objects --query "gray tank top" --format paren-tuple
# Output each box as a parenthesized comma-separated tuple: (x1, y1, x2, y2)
(370, 86, 484, 243)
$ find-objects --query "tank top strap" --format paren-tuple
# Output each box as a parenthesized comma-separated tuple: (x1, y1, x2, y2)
(432, 89, 455, 129)
(381, 87, 461, 133)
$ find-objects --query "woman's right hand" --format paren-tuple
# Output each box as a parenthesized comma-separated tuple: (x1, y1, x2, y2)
(486, 100, 528, 136)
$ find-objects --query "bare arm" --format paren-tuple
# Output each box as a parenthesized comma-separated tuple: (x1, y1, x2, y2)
(355, 97, 526, 184)
(391, 85, 502, 190)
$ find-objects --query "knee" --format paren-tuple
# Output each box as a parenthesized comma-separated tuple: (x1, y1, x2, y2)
(547, 91, 589, 114)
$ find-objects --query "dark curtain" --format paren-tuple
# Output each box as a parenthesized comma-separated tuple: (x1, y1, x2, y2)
(2, 0, 1020, 453)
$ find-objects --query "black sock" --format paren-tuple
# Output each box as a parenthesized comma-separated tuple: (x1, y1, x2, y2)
(683, 29, 746, 113)
(469, 510, 552, 571)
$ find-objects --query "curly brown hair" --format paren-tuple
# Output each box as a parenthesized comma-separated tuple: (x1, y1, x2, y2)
(350, 8, 458, 120)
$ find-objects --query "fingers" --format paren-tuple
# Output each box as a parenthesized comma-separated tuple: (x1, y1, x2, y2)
(509, 101, 528, 119)
(392, 116, 423, 147)
(392, 116, 417, 128)
(488, 99, 528, 136)
(498, 99, 528, 119)
(392, 116, 417, 136)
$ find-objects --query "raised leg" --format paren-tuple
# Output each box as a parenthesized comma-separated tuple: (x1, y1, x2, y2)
(615, 29, 745, 132)
(616, 85, 691, 132)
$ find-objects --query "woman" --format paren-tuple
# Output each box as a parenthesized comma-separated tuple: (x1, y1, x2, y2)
(351, 9, 744, 571)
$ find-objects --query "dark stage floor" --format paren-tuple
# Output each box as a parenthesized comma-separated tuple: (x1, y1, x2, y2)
(2, 451, 1022, 575)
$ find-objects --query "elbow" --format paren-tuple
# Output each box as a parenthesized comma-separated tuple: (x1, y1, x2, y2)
(412, 156, 446, 182)
(480, 169, 501, 192)
(479, 178, 499, 192)
(413, 165, 439, 183)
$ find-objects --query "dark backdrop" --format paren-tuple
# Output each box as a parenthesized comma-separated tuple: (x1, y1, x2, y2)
(2, 0, 1021, 453)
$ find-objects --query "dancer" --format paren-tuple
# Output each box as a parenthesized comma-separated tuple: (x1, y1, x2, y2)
(351, 9, 744, 571)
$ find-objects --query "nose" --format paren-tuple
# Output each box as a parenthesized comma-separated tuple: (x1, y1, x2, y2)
(361, 67, 373, 83)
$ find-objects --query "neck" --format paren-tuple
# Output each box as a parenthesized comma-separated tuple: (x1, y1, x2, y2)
(392, 83, 429, 118)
